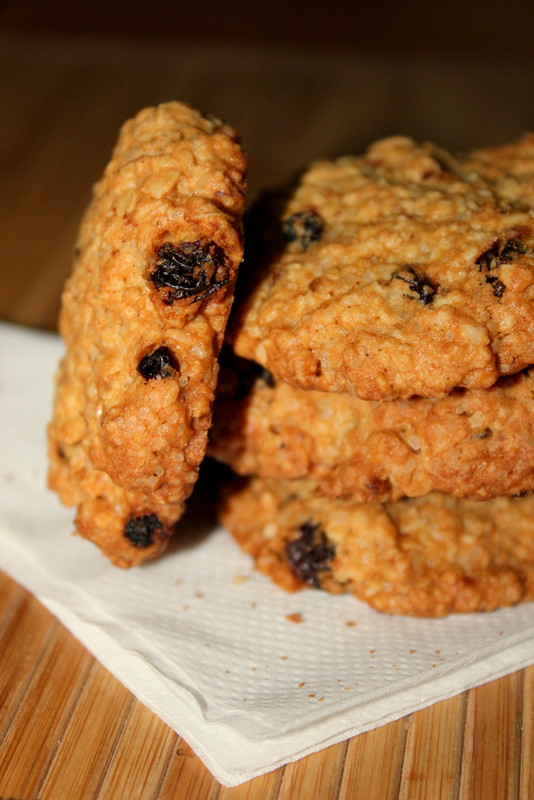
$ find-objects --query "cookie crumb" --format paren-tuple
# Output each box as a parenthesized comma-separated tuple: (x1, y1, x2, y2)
(285, 612, 304, 623)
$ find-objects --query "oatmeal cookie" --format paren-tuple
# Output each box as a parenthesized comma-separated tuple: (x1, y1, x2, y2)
(219, 476, 534, 616)
(463, 133, 534, 208)
(209, 354, 534, 502)
(48, 102, 247, 567)
(229, 135, 534, 400)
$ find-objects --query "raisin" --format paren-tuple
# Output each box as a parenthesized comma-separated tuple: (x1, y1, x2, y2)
(123, 513, 165, 549)
(499, 238, 526, 262)
(285, 521, 335, 588)
(137, 346, 179, 380)
(476, 238, 523, 296)
(476, 238, 525, 271)
(229, 353, 276, 401)
(475, 240, 501, 270)
(392, 266, 438, 305)
(485, 275, 506, 297)
(150, 241, 230, 304)
(282, 210, 325, 249)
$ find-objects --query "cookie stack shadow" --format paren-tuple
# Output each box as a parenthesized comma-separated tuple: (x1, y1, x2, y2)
(209, 135, 534, 616)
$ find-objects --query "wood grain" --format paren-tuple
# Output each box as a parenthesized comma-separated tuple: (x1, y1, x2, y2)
(339, 718, 408, 800)
(520, 667, 534, 800)
(459, 673, 523, 800)
(398, 695, 466, 800)
(277, 742, 348, 799)
(0, 30, 532, 799)
(0, 621, 94, 798)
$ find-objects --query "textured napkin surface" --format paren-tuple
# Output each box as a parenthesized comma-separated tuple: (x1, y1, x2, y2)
(1, 321, 533, 786)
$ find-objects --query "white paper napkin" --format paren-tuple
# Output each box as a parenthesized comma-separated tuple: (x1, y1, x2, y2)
(1, 321, 533, 787)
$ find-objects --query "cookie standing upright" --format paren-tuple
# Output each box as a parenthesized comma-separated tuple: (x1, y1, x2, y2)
(48, 102, 247, 567)
(229, 136, 534, 400)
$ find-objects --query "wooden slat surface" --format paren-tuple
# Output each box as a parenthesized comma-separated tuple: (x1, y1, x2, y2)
(0, 31, 533, 799)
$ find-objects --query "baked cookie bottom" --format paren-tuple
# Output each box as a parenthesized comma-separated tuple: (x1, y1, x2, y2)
(218, 476, 534, 617)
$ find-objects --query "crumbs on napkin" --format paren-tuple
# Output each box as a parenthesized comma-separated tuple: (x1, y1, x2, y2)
(285, 612, 304, 623)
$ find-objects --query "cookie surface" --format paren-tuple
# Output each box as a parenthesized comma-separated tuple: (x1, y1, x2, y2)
(209, 354, 534, 502)
(219, 476, 534, 616)
(48, 102, 247, 566)
(463, 133, 534, 207)
(230, 135, 534, 400)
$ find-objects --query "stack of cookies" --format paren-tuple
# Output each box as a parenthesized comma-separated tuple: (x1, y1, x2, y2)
(47, 104, 534, 615)
(211, 135, 534, 616)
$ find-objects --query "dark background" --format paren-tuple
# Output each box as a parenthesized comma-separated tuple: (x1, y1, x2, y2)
(1, 0, 533, 57)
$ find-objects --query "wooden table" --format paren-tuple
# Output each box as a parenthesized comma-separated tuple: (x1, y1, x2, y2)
(0, 31, 533, 799)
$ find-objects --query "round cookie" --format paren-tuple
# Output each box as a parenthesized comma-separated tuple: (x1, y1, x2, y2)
(48, 102, 247, 567)
(209, 353, 534, 502)
(230, 135, 534, 400)
(218, 476, 534, 617)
